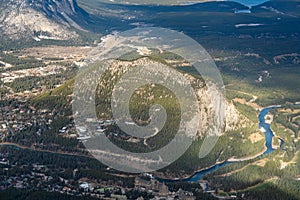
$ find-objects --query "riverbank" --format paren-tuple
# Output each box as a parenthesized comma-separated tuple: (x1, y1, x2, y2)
(157, 105, 285, 194)
(227, 146, 267, 162)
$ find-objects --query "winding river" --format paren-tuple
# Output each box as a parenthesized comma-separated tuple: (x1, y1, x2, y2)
(159, 106, 284, 184)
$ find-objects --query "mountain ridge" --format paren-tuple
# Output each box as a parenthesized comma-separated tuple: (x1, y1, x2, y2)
(0, 0, 90, 42)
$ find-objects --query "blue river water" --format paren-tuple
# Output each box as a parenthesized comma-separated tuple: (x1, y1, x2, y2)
(159, 106, 283, 183)
(259, 107, 275, 154)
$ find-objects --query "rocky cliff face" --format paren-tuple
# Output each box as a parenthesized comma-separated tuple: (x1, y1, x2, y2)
(0, 0, 88, 41)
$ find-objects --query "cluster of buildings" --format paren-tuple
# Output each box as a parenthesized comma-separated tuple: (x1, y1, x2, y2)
(0, 153, 126, 199)
(75, 119, 115, 141)
(0, 169, 196, 200)
(0, 102, 53, 136)
(75, 118, 143, 143)
(134, 176, 196, 200)
(0, 148, 200, 200)
(0, 64, 66, 84)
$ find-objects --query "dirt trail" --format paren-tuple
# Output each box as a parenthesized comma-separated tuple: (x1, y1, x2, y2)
(0, 142, 91, 158)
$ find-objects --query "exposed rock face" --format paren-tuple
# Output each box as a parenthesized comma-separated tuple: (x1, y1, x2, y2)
(0, 0, 88, 41)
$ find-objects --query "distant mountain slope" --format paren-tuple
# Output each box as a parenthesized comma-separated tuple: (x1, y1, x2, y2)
(78, 0, 267, 6)
(128, 1, 249, 12)
(1, 0, 299, 48)
(251, 0, 300, 16)
(79, 0, 249, 14)
(0, 0, 90, 42)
